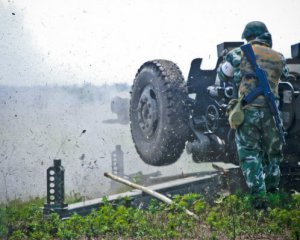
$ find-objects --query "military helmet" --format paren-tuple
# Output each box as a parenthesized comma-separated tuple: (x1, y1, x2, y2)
(242, 21, 269, 40)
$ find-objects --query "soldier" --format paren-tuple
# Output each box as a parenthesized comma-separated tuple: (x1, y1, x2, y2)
(218, 21, 289, 208)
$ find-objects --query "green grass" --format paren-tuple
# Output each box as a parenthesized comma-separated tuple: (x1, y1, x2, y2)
(1, 192, 300, 239)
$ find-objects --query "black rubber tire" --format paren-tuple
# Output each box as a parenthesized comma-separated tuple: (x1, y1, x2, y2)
(130, 60, 190, 166)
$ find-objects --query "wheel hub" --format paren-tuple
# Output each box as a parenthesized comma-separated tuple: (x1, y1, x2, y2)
(137, 85, 158, 139)
(205, 105, 219, 133)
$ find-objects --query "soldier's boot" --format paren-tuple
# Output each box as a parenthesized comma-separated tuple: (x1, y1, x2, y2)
(267, 187, 279, 194)
(252, 193, 269, 210)
(253, 199, 268, 210)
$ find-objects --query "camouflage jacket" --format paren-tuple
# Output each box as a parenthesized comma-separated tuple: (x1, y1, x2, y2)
(218, 41, 289, 106)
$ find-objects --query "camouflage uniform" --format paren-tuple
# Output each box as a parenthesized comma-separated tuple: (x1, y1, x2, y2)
(218, 25, 289, 198)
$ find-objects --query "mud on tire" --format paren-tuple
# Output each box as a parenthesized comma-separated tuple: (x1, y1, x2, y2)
(130, 60, 190, 166)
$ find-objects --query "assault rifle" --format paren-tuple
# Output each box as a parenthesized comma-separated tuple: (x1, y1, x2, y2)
(241, 43, 286, 144)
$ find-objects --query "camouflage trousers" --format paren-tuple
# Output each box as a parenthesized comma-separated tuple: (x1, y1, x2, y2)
(235, 106, 283, 196)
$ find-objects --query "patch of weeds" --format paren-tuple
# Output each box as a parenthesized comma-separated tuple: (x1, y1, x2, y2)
(2, 192, 300, 239)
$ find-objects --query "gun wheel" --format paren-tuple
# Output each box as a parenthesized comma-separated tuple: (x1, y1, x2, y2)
(130, 60, 190, 166)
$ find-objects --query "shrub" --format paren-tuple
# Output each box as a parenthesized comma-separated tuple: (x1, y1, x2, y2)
(2, 193, 300, 239)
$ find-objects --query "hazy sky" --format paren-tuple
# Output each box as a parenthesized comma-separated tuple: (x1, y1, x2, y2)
(0, 0, 299, 86)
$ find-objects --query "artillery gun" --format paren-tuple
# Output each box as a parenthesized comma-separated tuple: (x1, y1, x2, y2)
(129, 42, 300, 190)
(110, 94, 130, 124)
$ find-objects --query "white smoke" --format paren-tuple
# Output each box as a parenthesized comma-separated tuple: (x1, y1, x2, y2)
(0, 84, 213, 203)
